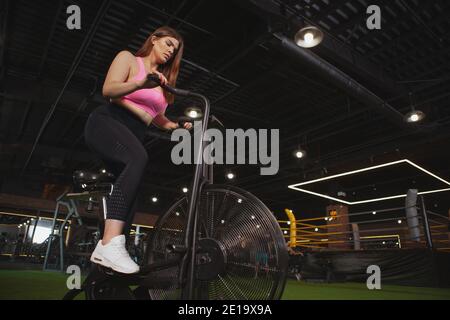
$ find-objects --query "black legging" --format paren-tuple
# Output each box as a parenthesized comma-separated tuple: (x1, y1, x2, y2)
(84, 102, 148, 231)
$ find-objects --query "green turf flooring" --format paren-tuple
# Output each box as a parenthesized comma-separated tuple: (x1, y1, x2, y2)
(1, 270, 450, 300)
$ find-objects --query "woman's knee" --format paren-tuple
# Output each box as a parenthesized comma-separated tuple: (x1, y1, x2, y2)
(131, 148, 148, 171)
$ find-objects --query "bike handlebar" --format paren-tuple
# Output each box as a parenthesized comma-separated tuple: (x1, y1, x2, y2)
(147, 74, 193, 97)
(147, 73, 216, 128)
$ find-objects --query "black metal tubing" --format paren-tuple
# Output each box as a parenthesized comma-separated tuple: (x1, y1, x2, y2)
(420, 195, 434, 249)
(181, 93, 210, 300)
(273, 33, 437, 132)
(157, 77, 211, 299)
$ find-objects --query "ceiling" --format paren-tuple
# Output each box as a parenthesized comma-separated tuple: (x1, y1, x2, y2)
(1, 0, 450, 220)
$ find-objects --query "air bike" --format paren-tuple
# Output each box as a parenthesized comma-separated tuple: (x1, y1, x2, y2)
(64, 75, 289, 300)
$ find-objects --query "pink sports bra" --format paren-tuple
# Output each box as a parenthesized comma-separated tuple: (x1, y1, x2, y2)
(121, 56, 168, 118)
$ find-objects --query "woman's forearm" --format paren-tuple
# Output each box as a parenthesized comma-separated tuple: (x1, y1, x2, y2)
(153, 114, 178, 130)
(102, 81, 140, 99)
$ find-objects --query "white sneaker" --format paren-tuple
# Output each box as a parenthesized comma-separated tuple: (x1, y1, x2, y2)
(90, 235, 140, 274)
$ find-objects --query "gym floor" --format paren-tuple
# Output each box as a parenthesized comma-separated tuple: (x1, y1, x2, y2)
(1, 269, 450, 300)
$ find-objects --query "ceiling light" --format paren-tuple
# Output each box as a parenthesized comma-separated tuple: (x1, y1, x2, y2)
(294, 149, 306, 159)
(294, 26, 324, 48)
(404, 92, 425, 123)
(185, 107, 202, 119)
(404, 110, 425, 123)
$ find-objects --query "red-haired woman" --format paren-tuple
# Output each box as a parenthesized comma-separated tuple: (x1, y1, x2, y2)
(85, 26, 191, 274)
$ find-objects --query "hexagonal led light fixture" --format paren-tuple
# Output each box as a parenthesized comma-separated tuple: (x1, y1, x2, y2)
(288, 159, 450, 205)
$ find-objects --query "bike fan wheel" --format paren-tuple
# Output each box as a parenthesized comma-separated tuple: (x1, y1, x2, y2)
(85, 281, 135, 300)
(145, 184, 289, 300)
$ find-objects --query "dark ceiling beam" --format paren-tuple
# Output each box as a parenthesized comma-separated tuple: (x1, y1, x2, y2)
(366, 6, 449, 60)
(197, 33, 271, 90)
(389, 48, 450, 80)
(117, 1, 156, 50)
(165, 0, 189, 26)
(388, 62, 450, 93)
(212, 60, 286, 106)
(279, 101, 371, 145)
(0, 0, 10, 82)
(174, 0, 205, 29)
(16, 100, 33, 141)
(328, 0, 389, 36)
(36, 1, 64, 78)
(288, 0, 365, 37)
(305, 0, 346, 22)
(56, 98, 90, 147)
(0, 143, 93, 165)
(240, 0, 412, 104)
(55, 1, 159, 149)
(0, 91, 104, 117)
(258, 110, 391, 179)
(351, 0, 443, 58)
(0, 74, 105, 109)
(349, 2, 418, 50)
(134, 0, 214, 37)
(266, 68, 344, 119)
(273, 34, 416, 129)
(6, 49, 105, 79)
(398, 0, 444, 44)
(180, 59, 239, 88)
(21, 0, 112, 174)
(397, 53, 449, 83)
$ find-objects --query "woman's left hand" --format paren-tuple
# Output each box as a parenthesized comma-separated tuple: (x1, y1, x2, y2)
(168, 121, 192, 131)
(151, 70, 168, 86)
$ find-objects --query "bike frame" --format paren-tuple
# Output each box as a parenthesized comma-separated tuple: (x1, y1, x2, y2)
(158, 85, 211, 300)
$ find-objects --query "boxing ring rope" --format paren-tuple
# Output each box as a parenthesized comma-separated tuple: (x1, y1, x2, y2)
(278, 203, 450, 251)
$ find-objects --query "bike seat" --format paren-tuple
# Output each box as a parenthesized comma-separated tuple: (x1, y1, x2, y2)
(73, 170, 115, 185)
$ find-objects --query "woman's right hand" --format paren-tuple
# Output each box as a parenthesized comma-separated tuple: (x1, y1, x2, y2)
(135, 71, 168, 89)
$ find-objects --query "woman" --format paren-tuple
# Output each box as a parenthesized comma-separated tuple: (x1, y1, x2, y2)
(85, 26, 191, 274)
